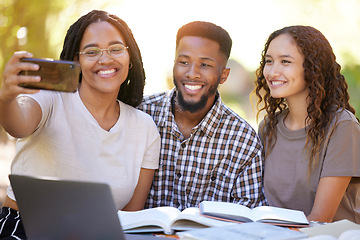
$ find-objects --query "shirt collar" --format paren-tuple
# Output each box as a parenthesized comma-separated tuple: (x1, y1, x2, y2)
(157, 89, 176, 130)
(196, 92, 223, 138)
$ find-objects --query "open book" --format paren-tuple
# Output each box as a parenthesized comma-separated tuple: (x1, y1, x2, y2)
(199, 201, 309, 227)
(118, 207, 233, 235)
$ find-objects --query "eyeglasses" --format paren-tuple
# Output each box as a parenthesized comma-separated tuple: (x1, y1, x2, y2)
(78, 44, 129, 60)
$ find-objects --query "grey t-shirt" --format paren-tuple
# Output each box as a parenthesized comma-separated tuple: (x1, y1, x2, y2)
(259, 109, 360, 223)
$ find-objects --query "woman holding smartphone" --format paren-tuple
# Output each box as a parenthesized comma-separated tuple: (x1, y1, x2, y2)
(254, 25, 360, 223)
(0, 10, 160, 239)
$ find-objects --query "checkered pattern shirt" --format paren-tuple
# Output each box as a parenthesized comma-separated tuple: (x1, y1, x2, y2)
(138, 89, 266, 211)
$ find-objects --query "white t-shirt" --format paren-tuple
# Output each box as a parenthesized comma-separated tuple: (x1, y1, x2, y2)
(7, 90, 160, 210)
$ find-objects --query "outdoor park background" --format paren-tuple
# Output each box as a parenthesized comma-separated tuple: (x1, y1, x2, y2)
(1, 0, 360, 206)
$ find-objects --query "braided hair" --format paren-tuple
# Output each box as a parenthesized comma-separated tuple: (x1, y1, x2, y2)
(60, 10, 145, 107)
(254, 25, 358, 173)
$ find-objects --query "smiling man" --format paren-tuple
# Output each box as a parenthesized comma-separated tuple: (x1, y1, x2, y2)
(138, 21, 266, 210)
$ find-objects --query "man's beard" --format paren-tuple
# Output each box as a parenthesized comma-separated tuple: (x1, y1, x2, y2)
(174, 78, 220, 113)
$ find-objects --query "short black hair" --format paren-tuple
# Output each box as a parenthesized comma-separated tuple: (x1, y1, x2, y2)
(176, 21, 232, 59)
(60, 10, 145, 107)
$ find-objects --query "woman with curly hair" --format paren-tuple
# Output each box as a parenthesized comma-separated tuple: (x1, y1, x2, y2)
(0, 10, 160, 239)
(254, 25, 360, 223)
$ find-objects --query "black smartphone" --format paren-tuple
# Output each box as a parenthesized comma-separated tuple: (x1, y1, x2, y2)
(19, 58, 80, 92)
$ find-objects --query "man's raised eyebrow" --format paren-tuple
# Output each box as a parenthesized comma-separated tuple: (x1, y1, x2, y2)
(201, 57, 216, 62)
(176, 54, 216, 63)
(177, 54, 190, 58)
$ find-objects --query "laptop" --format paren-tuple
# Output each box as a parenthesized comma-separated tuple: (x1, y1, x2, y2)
(9, 174, 157, 240)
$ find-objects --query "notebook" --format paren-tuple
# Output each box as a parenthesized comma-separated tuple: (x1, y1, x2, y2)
(9, 174, 157, 240)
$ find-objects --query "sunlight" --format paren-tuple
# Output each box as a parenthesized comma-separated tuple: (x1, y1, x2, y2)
(97, 0, 360, 95)
(103, 0, 281, 94)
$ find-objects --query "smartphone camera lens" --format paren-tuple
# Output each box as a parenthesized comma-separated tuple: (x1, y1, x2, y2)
(70, 64, 75, 69)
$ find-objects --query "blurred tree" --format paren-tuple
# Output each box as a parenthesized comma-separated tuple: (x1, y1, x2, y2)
(0, 0, 63, 142)
(1, 0, 63, 75)
(342, 65, 360, 119)
(0, 0, 90, 142)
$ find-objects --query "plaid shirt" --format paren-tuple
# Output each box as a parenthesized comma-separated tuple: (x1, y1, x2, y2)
(138, 89, 266, 210)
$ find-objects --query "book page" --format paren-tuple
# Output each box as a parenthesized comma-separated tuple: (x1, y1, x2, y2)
(251, 206, 308, 225)
(339, 229, 360, 240)
(177, 222, 307, 240)
(118, 207, 181, 234)
(171, 207, 233, 231)
(199, 201, 255, 222)
(300, 220, 360, 238)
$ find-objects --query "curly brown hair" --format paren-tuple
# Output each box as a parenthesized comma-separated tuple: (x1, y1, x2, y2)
(254, 25, 357, 173)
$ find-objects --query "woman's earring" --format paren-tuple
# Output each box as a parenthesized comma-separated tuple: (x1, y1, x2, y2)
(129, 62, 133, 69)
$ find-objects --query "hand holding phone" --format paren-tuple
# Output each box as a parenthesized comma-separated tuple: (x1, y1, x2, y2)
(19, 58, 80, 92)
